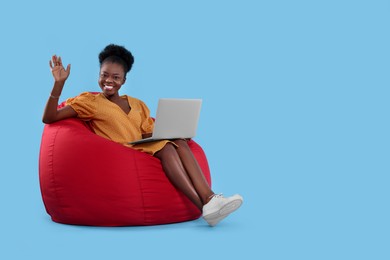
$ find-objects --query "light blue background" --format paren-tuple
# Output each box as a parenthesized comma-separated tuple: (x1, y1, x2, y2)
(0, 0, 389, 259)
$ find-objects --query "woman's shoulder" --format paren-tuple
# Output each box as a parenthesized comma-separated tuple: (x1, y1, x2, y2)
(79, 91, 101, 97)
(76, 91, 103, 100)
(124, 95, 148, 107)
(66, 91, 100, 104)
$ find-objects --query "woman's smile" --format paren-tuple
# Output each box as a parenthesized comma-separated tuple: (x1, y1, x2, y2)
(104, 85, 114, 90)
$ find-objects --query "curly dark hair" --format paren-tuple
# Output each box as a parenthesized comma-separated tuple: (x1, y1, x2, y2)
(98, 44, 134, 74)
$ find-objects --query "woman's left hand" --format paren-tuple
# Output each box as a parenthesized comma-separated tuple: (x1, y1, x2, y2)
(49, 55, 71, 83)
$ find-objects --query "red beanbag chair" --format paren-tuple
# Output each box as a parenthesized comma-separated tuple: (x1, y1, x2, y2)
(39, 118, 211, 226)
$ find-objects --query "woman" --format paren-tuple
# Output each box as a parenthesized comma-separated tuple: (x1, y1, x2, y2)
(42, 44, 243, 227)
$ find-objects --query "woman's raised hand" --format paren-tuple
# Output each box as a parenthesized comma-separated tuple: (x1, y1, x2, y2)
(49, 55, 71, 83)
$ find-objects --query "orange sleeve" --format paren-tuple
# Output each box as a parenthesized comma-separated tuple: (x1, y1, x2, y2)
(139, 100, 154, 134)
(65, 92, 97, 120)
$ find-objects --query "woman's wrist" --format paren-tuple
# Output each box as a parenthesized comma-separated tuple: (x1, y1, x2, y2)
(54, 79, 66, 85)
(49, 93, 60, 99)
(50, 82, 64, 100)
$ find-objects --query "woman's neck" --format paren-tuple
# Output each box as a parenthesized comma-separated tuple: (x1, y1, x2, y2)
(103, 92, 121, 102)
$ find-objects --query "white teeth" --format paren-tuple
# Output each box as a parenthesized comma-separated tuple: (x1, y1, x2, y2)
(104, 85, 113, 90)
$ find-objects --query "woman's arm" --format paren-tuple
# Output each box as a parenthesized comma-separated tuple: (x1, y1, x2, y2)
(42, 55, 77, 124)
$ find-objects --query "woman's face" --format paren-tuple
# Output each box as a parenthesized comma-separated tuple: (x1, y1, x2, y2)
(98, 62, 126, 96)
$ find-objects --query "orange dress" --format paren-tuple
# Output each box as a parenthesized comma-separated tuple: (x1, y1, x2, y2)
(65, 92, 171, 155)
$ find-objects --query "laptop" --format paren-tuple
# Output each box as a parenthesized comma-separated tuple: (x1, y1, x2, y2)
(129, 98, 202, 145)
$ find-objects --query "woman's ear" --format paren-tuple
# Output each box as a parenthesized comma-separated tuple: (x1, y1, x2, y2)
(122, 77, 126, 84)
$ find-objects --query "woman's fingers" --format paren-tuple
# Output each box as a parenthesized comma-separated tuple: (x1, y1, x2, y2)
(50, 55, 66, 68)
(52, 55, 60, 65)
(65, 64, 71, 73)
(50, 55, 57, 69)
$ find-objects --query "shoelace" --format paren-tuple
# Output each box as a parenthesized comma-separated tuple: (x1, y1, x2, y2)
(209, 193, 223, 200)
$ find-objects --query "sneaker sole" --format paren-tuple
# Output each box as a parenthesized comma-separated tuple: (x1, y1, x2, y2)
(203, 198, 243, 227)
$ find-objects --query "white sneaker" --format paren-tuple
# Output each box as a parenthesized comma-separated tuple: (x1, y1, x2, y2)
(202, 194, 243, 227)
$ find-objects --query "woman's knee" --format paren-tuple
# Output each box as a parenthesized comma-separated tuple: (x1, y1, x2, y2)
(173, 139, 190, 149)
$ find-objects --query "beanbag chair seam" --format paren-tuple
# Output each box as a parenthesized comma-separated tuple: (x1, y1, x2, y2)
(132, 150, 147, 224)
(42, 124, 66, 219)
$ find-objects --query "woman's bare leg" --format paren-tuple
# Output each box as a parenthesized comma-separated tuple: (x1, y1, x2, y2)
(156, 141, 243, 226)
(155, 143, 203, 210)
(172, 139, 214, 205)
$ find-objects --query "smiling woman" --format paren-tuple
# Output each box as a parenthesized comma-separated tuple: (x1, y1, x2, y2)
(41, 44, 243, 227)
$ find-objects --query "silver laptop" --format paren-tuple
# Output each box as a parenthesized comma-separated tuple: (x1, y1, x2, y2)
(130, 98, 202, 145)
